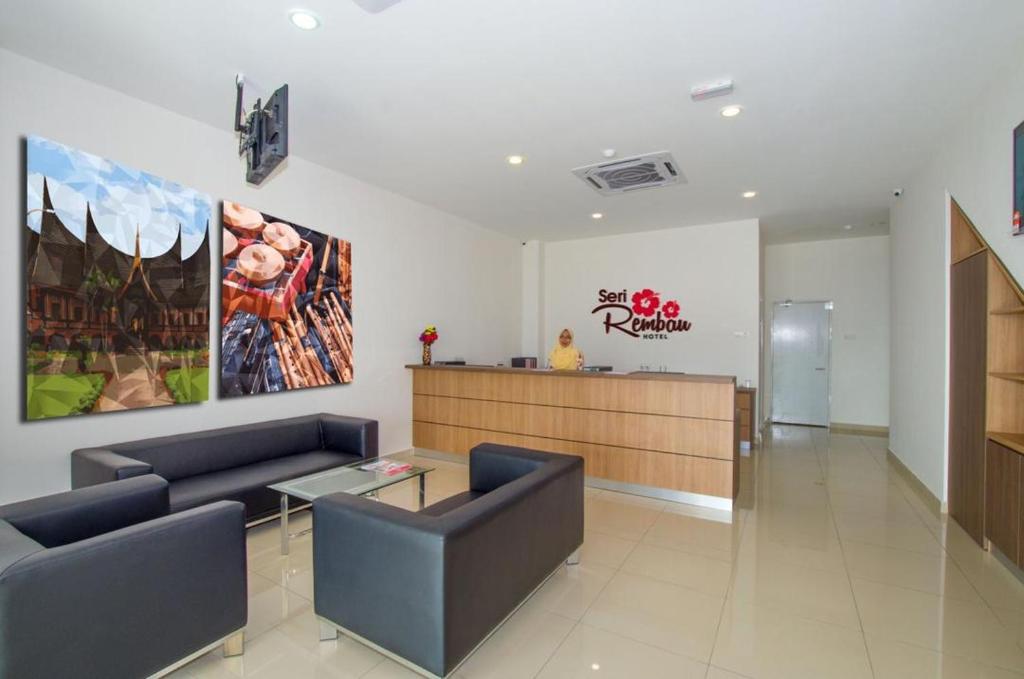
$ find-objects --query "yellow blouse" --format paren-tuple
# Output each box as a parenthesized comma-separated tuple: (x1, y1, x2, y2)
(549, 345, 582, 370)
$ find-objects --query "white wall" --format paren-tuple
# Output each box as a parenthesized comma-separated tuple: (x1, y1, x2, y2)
(890, 60, 1024, 501)
(0, 50, 521, 504)
(758, 233, 767, 426)
(764, 235, 890, 428)
(540, 220, 760, 386)
(520, 240, 545, 358)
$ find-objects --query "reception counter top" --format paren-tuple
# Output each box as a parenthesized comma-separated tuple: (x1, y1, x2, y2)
(407, 364, 740, 508)
(405, 364, 735, 383)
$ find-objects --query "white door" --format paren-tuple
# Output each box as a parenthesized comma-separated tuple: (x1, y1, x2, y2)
(771, 301, 831, 426)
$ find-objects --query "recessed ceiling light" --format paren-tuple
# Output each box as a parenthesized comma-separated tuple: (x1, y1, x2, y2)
(591, 212, 604, 220)
(720, 105, 743, 118)
(289, 10, 321, 30)
(506, 155, 524, 165)
(843, 224, 853, 230)
(591, 664, 601, 671)
(742, 190, 757, 198)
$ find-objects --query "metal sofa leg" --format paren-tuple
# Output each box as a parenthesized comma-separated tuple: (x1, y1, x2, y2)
(319, 619, 340, 641)
(566, 547, 581, 566)
(223, 631, 245, 657)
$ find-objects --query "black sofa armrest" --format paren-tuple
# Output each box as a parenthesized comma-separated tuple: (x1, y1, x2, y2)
(319, 414, 378, 459)
(0, 475, 169, 548)
(0, 501, 247, 679)
(468, 443, 551, 492)
(71, 448, 153, 488)
(0, 521, 44, 577)
(313, 493, 445, 675)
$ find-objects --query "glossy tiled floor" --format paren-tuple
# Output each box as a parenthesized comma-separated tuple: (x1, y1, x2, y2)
(171, 426, 1024, 678)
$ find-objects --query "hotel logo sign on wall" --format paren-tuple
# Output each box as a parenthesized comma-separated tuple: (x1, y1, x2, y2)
(592, 288, 692, 340)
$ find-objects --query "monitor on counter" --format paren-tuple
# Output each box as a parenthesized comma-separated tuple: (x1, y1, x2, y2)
(511, 357, 538, 368)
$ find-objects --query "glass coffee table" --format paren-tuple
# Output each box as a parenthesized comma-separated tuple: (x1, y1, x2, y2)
(269, 459, 434, 554)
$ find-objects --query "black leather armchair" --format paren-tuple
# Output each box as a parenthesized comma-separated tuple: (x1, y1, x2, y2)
(313, 444, 583, 678)
(0, 476, 247, 679)
(72, 413, 378, 521)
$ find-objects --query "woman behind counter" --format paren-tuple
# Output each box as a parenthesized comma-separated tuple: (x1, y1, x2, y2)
(548, 328, 584, 370)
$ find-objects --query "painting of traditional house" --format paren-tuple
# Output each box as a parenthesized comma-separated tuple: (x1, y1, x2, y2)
(221, 201, 352, 397)
(25, 136, 211, 420)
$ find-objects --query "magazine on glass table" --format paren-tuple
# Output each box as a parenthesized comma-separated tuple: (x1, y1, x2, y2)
(360, 459, 413, 476)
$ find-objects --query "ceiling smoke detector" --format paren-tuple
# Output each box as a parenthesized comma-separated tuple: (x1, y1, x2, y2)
(572, 151, 686, 196)
(690, 79, 734, 101)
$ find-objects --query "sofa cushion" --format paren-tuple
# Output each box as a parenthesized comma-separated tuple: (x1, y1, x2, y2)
(0, 520, 43, 576)
(170, 449, 359, 517)
(110, 415, 325, 481)
(418, 490, 486, 517)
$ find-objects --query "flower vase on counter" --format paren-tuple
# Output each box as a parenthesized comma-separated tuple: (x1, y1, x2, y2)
(419, 325, 438, 366)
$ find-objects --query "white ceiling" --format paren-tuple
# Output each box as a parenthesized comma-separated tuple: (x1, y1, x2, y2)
(3, 0, 1022, 243)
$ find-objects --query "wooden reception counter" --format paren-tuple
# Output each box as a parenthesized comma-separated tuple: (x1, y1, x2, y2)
(408, 365, 740, 509)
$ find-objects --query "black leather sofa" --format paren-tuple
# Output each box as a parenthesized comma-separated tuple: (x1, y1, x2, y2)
(0, 475, 247, 679)
(313, 443, 584, 678)
(71, 413, 378, 521)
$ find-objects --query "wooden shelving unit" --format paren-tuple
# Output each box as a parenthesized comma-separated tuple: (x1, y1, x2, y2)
(953, 247, 988, 265)
(986, 237, 1024, 437)
(952, 209, 987, 264)
(988, 432, 1024, 456)
(990, 373, 1024, 383)
(949, 198, 1024, 570)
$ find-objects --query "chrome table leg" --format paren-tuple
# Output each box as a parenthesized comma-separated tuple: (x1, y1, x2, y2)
(280, 493, 289, 555)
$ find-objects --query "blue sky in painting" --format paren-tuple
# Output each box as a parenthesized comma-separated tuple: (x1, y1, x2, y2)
(26, 136, 211, 259)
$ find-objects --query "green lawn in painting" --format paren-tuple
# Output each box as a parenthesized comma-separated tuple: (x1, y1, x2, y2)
(165, 366, 209, 404)
(26, 373, 107, 420)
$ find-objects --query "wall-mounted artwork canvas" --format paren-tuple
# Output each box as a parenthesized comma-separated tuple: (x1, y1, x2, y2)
(25, 136, 211, 420)
(1014, 120, 1023, 236)
(221, 201, 352, 396)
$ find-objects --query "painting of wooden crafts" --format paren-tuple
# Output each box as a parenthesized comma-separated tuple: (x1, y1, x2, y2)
(25, 136, 211, 420)
(220, 201, 353, 396)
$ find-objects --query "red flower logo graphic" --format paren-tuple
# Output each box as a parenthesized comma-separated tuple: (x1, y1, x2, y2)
(662, 300, 681, 319)
(631, 289, 661, 317)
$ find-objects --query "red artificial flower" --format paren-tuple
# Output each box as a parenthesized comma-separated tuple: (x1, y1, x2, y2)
(419, 325, 439, 345)
(631, 288, 661, 317)
(662, 300, 681, 319)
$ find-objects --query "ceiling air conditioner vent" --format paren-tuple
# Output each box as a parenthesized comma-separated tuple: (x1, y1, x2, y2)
(572, 151, 686, 196)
